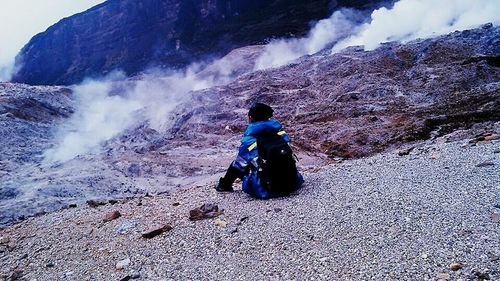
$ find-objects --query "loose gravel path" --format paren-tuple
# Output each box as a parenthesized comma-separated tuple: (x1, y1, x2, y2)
(1, 139, 498, 280)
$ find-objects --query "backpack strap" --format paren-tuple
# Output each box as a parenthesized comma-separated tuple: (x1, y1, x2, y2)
(249, 130, 285, 151)
(248, 142, 257, 151)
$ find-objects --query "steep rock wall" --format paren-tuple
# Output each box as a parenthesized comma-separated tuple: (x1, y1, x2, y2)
(11, 0, 388, 85)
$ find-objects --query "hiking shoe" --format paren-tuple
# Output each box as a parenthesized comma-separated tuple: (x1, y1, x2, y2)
(215, 178, 234, 192)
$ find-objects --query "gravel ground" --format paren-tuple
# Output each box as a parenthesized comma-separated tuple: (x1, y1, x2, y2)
(0, 138, 498, 281)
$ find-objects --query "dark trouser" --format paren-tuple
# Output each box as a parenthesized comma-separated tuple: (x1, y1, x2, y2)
(222, 164, 245, 185)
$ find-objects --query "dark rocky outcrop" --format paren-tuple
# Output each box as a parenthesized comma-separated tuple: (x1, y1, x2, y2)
(11, 0, 390, 85)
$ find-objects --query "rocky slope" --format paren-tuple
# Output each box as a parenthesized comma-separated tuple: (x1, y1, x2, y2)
(1, 25, 499, 227)
(11, 0, 390, 85)
(0, 139, 498, 280)
(168, 24, 500, 159)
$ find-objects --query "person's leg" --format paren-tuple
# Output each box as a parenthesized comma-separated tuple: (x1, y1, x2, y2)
(215, 164, 244, 192)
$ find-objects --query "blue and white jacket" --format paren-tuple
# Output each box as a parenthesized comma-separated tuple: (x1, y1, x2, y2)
(231, 119, 304, 199)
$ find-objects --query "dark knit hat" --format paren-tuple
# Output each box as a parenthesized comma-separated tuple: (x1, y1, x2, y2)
(248, 103, 273, 121)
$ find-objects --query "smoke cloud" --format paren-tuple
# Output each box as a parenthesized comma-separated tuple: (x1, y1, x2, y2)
(254, 9, 363, 70)
(43, 64, 226, 163)
(0, 64, 14, 82)
(44, 72, 141, 162)
(255, 0, 499, 71)
(332, 0, 500, 52)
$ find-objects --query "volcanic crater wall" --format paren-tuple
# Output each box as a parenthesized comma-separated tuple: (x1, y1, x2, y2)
(11, 0, 389, 86)
(166, 25, 500, 159)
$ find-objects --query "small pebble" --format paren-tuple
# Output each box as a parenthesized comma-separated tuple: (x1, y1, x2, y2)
(116, 258, 131, 270)
(476, 161, 495, 167)
(0, 236, 10, 244)
(214, 218, 227, 228)
(436, 272, 450, 280)
(141, 225, 173, 239)
(449, 262, 463, 271)
(488, 254, 499, 261)
(103, 211, 121, 222)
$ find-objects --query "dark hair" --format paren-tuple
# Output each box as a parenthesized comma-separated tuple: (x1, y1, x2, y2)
(248, 103, 273, 121)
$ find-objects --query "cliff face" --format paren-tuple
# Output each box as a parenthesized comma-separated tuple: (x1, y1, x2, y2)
(11, 0, 388, 86)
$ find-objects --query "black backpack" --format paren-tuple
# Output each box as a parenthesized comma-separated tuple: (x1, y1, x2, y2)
(256, 133, 299, 194)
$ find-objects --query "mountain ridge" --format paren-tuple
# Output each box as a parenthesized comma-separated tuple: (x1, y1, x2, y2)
(11, 0, 391, 85)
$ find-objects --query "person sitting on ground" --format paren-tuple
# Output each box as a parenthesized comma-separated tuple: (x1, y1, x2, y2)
(215, 102, 304, 199)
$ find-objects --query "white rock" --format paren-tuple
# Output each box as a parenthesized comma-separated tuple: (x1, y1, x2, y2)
(116, 258, 131, 270)
(214, 219, 227, 227)
(436, 272, 450, 280)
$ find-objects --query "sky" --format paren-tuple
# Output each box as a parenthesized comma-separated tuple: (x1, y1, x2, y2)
(0, 0, 105, 81)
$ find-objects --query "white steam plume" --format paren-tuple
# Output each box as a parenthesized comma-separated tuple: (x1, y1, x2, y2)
(0, 63, 14, 82)
(256, 0, 500, 70)
(332, 0, 500, 52)
(44, 66, 212, 163)
(255, 9, 362, 70)
(44, 72, 141, 162)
